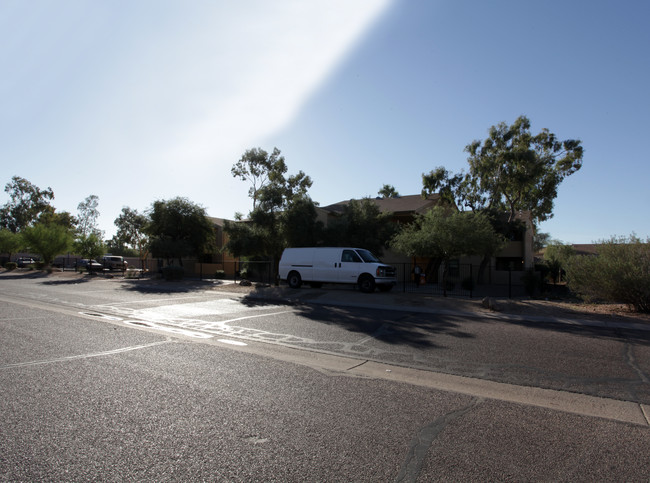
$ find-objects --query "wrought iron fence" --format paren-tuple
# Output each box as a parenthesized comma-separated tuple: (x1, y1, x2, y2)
(388, 262, 529, 298)
(189, 259, 530, 298)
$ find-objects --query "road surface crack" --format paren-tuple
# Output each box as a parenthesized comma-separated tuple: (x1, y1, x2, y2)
(395, 397, 483, 482)
(625, 343, 649, 384)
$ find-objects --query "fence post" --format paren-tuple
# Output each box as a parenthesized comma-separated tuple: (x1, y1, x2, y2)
(469, 264, 473, 299)
(508, 266, 512, 298)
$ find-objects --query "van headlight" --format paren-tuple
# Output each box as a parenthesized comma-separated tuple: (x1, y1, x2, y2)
(376, 267, 386, 277)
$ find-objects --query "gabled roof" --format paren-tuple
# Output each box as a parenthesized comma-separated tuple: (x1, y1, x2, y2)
(321, 194, 442, 216)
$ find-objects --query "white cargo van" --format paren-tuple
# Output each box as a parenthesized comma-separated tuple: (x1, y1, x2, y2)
(278, 247, 396, 293)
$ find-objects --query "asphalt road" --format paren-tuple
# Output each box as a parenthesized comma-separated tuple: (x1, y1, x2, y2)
(1, 273, 649, 481)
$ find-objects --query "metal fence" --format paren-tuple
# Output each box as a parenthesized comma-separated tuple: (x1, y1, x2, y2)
(190, 260, 530, 298)
(389, 262, 529, 298)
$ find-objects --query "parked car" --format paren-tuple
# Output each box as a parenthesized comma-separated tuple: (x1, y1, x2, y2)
(16, 257, 37, 267)
(102, 255, 128, 270)
(76, 259, 103, 271)
(278, 247, 396, 293)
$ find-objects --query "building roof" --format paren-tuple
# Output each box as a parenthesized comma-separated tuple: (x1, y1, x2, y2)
(571, 244, 600, 256)
(321, 194, 442, 216)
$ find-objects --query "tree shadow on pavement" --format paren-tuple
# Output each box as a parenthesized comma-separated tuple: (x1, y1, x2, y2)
(240, 294, 476, 349)
(493, 316, 650, 346)
(119, 279, 218, 294)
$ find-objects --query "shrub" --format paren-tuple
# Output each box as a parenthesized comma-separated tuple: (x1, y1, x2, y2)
(566, 235, 650, 313)
(162, 265, 185, 281)
(4, 262, 17, 270)
(215, 270, 226, 279)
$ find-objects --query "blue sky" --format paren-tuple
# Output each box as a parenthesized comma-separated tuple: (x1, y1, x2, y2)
(1, 0, 649, 244)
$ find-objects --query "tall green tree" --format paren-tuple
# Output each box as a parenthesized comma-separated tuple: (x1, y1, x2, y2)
(391, 207, 506, 264)
(226, 147, 314, 262)
(113, 207, 150, 263)
(146, 197, 216, 265)
(77, 195, 102, 238)
(323, 198, 395, 256)
(281, 197, 323, 248)
(0, 176, 54, 232)
(38, 208, 77, 230)
(74, 232, 105, 261)
(423, 116, 583, 225)
(0, 229, 23, 261)
(231, 147, 295, 210)
(534, 231, 552, 253)
(22, 222, 74, 265)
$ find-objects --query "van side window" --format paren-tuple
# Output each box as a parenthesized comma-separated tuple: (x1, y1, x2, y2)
(342, 250, 362, 263)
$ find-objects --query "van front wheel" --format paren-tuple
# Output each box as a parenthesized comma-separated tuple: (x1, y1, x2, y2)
(287, 271, 302, 289)
(358, 274, 376, 293)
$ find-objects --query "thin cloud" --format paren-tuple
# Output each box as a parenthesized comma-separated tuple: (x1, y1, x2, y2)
(0, 0, 392, 232)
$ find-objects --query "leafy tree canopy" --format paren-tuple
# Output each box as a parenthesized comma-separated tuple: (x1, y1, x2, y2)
(226, 147, 315, 261)
(378, 184, 400, 198)
(422, 116, 583, 225)
(38, 208, 77, 230)
(77, 195, 102, 238)
(113, 207, 150, 259)
(534, 231, 552, 253)
(22, 222, 74, 265)
(323, 198, 396, 256)
(146, 197, 215, 263)
(391, 207, 506, 261)
(231, 147, 312, 211)
(543, 240, 576, 283)
(74, 232, 105, 261)
(0, 176, 55, 232)
(0, 229, 23, 259)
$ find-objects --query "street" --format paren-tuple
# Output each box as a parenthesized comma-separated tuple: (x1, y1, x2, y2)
(1, 273, 649, 481)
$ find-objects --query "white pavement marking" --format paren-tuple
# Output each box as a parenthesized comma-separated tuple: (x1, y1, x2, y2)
(0, 341, 171, 369)
(122, 320, 213, 339)
(100, 295, 207, 306)
(218, 339, 248, 346)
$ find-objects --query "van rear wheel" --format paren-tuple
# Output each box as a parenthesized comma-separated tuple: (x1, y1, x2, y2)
(287, 271, 302, 289)
(358, 274, 376, 293)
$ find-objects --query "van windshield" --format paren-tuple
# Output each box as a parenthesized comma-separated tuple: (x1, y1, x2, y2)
(356, 249, 380, 263)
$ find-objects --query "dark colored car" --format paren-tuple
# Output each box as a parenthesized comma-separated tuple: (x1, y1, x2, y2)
(76, 259, 103, 271)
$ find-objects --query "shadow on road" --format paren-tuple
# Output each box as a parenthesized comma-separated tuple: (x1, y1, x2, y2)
(118, 278, 222, 294)
(239, 294, 476, 349)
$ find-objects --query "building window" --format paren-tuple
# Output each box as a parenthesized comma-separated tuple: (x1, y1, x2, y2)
(496, 257, 524, 271)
